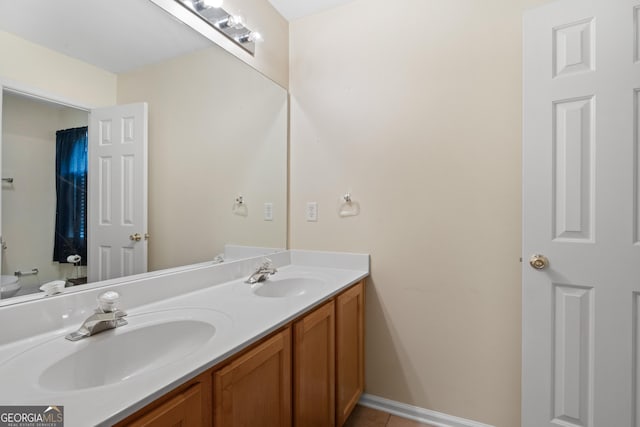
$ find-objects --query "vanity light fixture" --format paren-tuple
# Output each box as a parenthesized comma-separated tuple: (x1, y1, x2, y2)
(176, 0, 261, 55)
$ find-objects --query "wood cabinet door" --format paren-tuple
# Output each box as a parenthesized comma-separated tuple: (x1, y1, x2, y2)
(115, 372, 211, 427)
(336, 280, 365, 426)
(293, 300, 335, 427)
(213, 327, 292, 427)
(122, 382, 204, 427)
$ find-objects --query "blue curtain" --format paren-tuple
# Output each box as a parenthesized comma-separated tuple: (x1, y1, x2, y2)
(53, 127, 88, 265)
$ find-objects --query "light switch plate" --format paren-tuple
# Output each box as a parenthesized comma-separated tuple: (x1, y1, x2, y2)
(264, 203, 273, 221)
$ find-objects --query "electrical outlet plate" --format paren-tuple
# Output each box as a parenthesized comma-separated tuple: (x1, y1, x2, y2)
(306, 202, 318, 222)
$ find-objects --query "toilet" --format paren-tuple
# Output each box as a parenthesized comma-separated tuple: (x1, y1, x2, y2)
(0, 275, 21, 299)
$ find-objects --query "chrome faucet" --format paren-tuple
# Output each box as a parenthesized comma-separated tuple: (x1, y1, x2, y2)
(65, 291, 127, 341)
(246, 258, 277, 284)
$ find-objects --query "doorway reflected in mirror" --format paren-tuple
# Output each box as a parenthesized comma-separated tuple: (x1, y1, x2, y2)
(1, 92, 88, 296)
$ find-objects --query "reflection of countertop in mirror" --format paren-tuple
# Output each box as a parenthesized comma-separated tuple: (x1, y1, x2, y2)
(0, 246, 286, 308)
(66, 277, 88, 286)
(0, 250, 369, 427)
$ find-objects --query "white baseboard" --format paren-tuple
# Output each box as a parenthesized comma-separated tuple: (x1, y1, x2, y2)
(358, 394, 495, 427)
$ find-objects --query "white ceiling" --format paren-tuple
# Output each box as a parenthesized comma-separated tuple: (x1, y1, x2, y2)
(0, 0, 211, 73)
(267, 0, 356, 21)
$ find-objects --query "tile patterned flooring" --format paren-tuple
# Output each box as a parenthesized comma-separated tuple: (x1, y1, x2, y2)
(344, 405, 437, 427)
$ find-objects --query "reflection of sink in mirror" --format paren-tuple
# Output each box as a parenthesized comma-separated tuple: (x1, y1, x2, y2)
(39, 319, 215, 391)
(253, 277, 327, 298)
(0, 275, 20, 299)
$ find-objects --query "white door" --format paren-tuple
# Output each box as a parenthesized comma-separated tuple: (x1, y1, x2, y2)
(88, 103, 148, 282)
(523, 1, 640, 426)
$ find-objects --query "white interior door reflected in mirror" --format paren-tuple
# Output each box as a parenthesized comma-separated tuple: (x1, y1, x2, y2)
(88, 103, 148, 282)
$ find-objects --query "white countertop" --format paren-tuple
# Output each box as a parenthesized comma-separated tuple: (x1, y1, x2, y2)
(0, 250, 369, 426)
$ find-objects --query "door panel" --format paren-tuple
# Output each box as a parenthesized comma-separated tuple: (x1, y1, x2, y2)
(552, 284, 593, 425)
(553, 18, 594, 78)
(523, 1, 640, 426)
(552, 96, 594, 242)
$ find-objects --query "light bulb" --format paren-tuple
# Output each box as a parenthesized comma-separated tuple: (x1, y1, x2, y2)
(202, 0, 223, 7)
(238, 31, 263, 43)
(248, 31, 262, 43)
(227, 14, 244, 29)
(217, 14, 244, 29)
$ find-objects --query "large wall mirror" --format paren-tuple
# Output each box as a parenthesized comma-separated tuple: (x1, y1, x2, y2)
(0, 0, 287, 303)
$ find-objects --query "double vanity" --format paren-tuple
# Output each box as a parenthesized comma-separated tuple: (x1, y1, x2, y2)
(0, 250, 369, 426)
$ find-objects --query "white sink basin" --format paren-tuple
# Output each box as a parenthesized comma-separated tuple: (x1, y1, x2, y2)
(39, 319, 214, 391)
(0, 308, 231, 393)
(253, 277, 326, 298)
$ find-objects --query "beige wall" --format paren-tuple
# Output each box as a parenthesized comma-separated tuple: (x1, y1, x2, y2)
(289, 0, 553, 425)
(1, 93, 88, 293)
(0, 30, 116, 107)
(118, 47, 288, 271)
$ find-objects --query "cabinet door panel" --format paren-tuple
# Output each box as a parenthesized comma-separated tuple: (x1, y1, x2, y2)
(294, 300, 335, 427)
(336, 281, 365, 426)
(214, 328, 292, 427)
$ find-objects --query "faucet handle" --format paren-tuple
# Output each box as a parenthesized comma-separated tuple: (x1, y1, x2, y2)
(261, 258, 273, 269)
(98, 291, 121, 313)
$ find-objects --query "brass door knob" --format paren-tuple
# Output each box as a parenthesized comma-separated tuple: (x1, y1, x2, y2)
(129, 233, 142, 242)
(529, 254, 549, 270)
